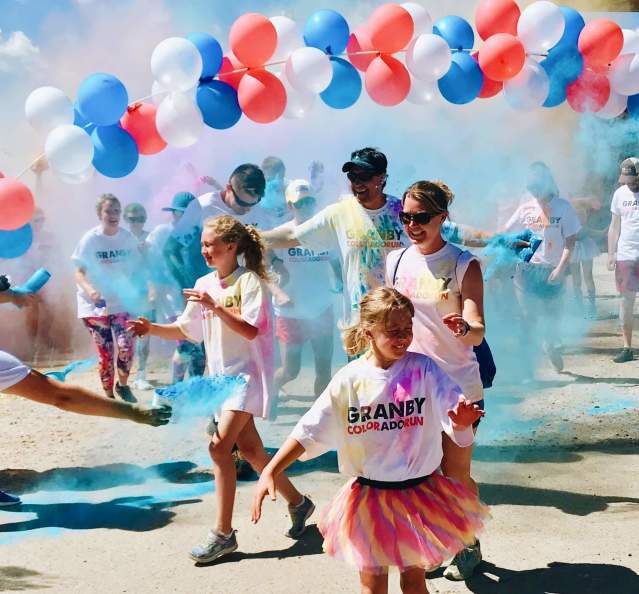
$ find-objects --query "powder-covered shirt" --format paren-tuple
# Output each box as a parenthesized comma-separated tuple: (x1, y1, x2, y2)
(71, 226, 144, 318)
(386, 243, 483, 402)
(293, 195, 408, 327)
(177, 267, 273, 419)
(0, 350, 30, 391)
(503, 194, 581, 266)
(611, 185, 639, 261)
(290, 351, 474, 481)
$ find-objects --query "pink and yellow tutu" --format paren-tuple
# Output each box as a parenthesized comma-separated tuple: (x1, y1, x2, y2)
(318, 473, 489, 573)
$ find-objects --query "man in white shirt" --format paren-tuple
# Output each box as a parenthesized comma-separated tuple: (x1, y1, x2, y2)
(608, 157, 639, 363)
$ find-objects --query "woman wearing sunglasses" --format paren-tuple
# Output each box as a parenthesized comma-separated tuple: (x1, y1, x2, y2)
(386, 180, 486, 582)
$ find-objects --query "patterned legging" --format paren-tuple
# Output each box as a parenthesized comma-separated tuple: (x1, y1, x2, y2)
(82, 312, 135, 392)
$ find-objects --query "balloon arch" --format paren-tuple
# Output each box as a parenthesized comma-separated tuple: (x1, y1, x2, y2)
(2, 0, 638, 258)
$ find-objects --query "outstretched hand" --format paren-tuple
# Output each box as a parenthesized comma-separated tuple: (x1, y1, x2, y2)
(182, 288, 219, 311)
(127, 317, 152, 337)
(447, 396, 484, 430)
(252, 470, 277, 524)
(131, 404, 172, 426)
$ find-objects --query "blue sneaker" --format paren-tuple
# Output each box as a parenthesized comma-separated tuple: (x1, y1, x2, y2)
(0, 491, 21, 506)
(189, 530, 238, 564)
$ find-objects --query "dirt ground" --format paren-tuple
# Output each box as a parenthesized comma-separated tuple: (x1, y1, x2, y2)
(1, 255, 638, 594)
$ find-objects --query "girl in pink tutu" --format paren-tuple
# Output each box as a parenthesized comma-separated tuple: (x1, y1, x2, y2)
(252, 287, 488, 594)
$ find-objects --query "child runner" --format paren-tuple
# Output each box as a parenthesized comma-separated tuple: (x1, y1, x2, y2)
(386, 180, 486, 581)
(252, 287, 487, 594)
(123, 202, 155, 390)
(128, 215, 314, 563)
(72, 194, 149, 402)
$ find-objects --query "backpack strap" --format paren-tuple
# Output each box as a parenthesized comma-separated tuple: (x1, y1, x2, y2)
(391, 247, 410, 285)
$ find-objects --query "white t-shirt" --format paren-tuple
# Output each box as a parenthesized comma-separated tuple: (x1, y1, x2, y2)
(176, 267, 273, 419)
(293, 195, 409, 327)
(610, 185, 639, 261)
(274, 222, 335, 320)
(290, 351, 474, 481)
(171, 192, 268, 248)
(0, 350, 30, 391)
(71, 226, 144, 318)
(503, 194, 581, 266)
(386, 243, 483, 402)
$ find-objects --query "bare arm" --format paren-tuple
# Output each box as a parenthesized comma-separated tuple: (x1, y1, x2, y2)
(442, 260, 485, 347)
(252, 438, 306, 523)
(608, 213, 621, 270)
(0, 289, 35, 307)
(549, 235, 576, 282)
(5, 371, 171, 426)
(74, 268, 100, 301)
(127, 317, 188, 341)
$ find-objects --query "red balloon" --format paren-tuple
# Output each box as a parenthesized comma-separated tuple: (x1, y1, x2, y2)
(475, 0, 521, 41)
(567, 70, 610, 113)
(368, 4, 414, 54)
(229, 13, 277, 68)
(578, 19, 623, 73)
(218, 54, 246, 90)
(121, 103, 166, 156)
(478, 33, 525, 81)
(365, 55, 411, 106)
(472, 52, 503, 98)
(0, 178, 35, 231)
(238, 69, 286, 124)
(347, 28, 377, 72)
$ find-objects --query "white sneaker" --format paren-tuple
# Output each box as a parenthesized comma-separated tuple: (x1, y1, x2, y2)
(133, 379, 154, 391)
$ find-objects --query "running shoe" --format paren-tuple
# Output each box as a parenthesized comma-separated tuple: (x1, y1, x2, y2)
(189, 530, 238, 564)
(613, 348, 633, 363)
(285, 496, 315, 539)
(0, 491, 21, 506)
(115, 383, 138, 403)
(443, 541, 482, 581)
(133, 378, 154, 391)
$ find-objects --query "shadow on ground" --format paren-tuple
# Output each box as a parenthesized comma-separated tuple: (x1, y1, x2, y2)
(448, 560, 639, 594)
(0, 496, 200, 533)
(0, 566, 55, 591)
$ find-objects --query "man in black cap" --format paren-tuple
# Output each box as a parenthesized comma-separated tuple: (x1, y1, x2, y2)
(262, 147, 409, 329)
(608, 157, 639, 363)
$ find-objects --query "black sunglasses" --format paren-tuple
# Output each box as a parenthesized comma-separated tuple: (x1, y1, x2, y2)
(347, 170, 377, 183)
(231, 186, 261, 208)
(125, 216, 146, 224)
(398, 211, 439, 225)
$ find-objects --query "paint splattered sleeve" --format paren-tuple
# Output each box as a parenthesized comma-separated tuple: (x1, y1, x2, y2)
(427, 360, 474, 448)
(292, 206, 337, 253)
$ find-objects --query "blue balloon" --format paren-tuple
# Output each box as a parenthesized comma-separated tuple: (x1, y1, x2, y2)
(552, 7, 585, 52)
(628, 94, 639, 119)
(73, 105, 96, 134)
(91, 125, 139, 178)
(541, 47, 583, 108)
(320, 57, 361, 109)
(0, 224, 32, 259)
(77, 73, 128, 127)
(304, 9, 350, 55)
(438, 52, 483, 105)
(196, 80, 242, 129)
(187, 32, 223, 79)
(433, 16, 474, 51)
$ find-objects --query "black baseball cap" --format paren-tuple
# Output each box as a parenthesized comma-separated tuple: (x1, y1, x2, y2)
(162, 191, 196, 212)
(619, 158, 639, 185)
(342, 147, 387, 175)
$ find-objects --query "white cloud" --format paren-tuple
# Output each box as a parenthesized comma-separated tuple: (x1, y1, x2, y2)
(0, 28, 39, 72)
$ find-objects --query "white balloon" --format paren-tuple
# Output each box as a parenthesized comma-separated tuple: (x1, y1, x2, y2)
(406, 76, 438, 105)
(151, 80, 195, 105)
(277, 73, 315, 119)
(45, 125, 94, 176)
(401, 2, 432, 39)
(609, 53, 639, 96)
(25, 86, 74, 136)
(151, 37, 203, 92)
(285, 47, 332, 94)
(622, 29, 639, 54)
(597, 90, 628, 119)
(156, 92, 204, 148)
(504, 59, 550, 110)
(406, 34, 451, 81)
(55, 165, 96, 185)
(517, 1, 565, 53)
(270, 16, 302, 62)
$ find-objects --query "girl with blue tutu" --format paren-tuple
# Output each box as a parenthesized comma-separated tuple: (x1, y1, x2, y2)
(252, 287, 488, 593)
